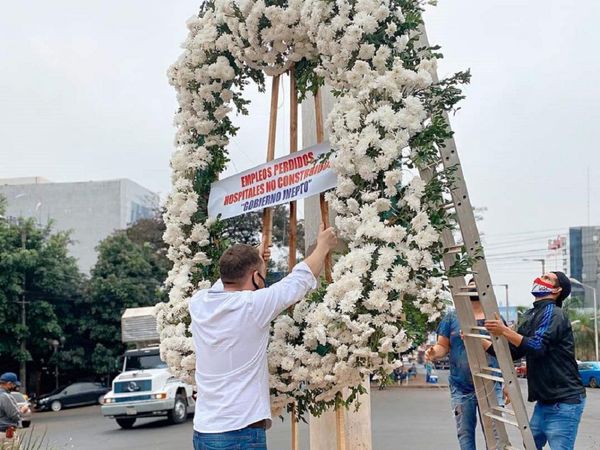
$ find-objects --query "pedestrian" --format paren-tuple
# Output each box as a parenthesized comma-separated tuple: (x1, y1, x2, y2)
(0, 372, 29, 450)
(190, 224, 337, 450)
(425, 278, 504, 450)
(408, 363, 417, 380)
(484, 271, 585, 450)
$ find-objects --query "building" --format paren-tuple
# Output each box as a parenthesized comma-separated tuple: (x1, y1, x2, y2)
(569, 226, 600, 309)
(0, 178, 159, 273)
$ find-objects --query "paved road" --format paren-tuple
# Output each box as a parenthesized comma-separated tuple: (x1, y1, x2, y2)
(25, 380, 600, 449)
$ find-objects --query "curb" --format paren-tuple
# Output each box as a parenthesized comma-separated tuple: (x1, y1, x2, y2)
(371, 383, 449, 390)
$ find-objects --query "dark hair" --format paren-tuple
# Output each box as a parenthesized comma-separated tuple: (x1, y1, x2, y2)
(219, 244, 263, 284)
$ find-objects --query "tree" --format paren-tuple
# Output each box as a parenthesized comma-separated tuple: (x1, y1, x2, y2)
(562, 296, 596, 360)
(82, 222, 171, 377)
(0, 214, 83, 393)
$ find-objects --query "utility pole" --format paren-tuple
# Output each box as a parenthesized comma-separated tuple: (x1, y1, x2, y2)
(495, 284, 510, 323)
(523, 258, 545, 274)
(19, 226, 27, 390)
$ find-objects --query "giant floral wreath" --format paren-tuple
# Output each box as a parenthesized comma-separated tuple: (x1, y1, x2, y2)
(157, 0, 470, 418)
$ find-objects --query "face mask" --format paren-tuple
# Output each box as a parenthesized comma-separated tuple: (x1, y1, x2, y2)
(252, 272, 267, 290)
(531, 277, 556, 298)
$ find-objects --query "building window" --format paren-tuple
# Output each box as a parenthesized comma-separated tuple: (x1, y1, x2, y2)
(129, 202, 153, 224)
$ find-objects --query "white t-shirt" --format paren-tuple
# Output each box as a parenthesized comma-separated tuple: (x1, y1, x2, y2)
(190, 262, 316, 433)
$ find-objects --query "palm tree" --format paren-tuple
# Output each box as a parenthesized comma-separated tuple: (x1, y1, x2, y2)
(563, 297, 596, 361)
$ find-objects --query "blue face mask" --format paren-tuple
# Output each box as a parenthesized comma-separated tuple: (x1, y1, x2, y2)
(531, 277, 556, 298)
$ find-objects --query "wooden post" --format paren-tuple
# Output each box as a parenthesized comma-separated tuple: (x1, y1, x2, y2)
(313, 88, 333, 283)
(304, 86, 372, 450)
(336, 405, 347, 450)
(262, 75, 280, 247)
(288, 69, 299, 450)
(289, 69, 298, 270)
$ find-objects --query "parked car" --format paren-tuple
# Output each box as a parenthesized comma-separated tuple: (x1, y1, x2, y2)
(11, 392, 32, 428)
(515, 361, 527, 378)
(434, 356, 450, 370)
(578, 361, 600, 388)
(36, 382, 110, 412)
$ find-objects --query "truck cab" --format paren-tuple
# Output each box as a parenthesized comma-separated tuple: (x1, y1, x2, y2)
(101, 308, 195, 429)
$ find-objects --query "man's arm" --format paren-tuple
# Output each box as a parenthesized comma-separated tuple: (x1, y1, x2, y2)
(425, 336, 450, 361)
(485, 305, 560, 359)
(249, 224, 337, 327)
(425, 314, 452, 362)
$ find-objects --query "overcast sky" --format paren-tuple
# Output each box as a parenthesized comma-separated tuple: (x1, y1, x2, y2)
(1, 1, 599, 305)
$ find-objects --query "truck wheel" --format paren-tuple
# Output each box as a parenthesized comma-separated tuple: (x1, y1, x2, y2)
(51, 401, 62, 412)
(116, 418, 136, 429)
(168, 394, 187, 424)
(590, 377, 598, 388)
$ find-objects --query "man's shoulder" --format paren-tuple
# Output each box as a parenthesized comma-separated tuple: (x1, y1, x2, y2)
(190, 289, 252, 313)
(441, 309, 459, 323)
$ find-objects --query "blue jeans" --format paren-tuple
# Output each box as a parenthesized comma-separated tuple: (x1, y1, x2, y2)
(450, 384, 504, 450)
(530, 396, 586, 450)
(193, 428, 267, 450)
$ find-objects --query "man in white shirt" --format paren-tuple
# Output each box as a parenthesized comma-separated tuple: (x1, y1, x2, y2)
(191, 223, 337, 450)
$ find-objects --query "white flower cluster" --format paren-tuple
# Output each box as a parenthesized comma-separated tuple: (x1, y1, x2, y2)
(158, 0, 452, 414)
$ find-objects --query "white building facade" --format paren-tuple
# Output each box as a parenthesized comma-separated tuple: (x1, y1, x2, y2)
(0, 178, 158, 273)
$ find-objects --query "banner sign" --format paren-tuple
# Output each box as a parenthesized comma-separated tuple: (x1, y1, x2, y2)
(208, 142, 336, 220)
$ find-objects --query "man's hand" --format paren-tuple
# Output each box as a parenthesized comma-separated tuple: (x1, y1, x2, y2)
(485, 313, 509, 337)
(503, 387, 511, 406)
(20, 405, 30, 414)
(425, 346, 437, 361)
(303, 223, 338, 278)
(316, 223, 337, 251)
(257, 241, 272, 263)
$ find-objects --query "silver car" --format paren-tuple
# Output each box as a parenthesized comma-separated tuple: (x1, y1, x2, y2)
(11, 392, 32, 428)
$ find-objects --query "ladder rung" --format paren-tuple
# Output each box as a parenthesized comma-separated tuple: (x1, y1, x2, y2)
(481, 366, 503, 374)
(424, 160, 442, 170)
(474, 372, 504, 383)
(471, 326, 488, 332)
(463, 333, 491, 340)
(442, 202, 455, 210)
(484, 411, 519, 428)
(454, 292, 479, 298)
(493, 406, 515, 416)
(444, 245, 463, 254)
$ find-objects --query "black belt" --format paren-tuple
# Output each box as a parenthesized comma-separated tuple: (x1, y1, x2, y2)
(539, 394, 586, 405)
(246, 419, 267, 429)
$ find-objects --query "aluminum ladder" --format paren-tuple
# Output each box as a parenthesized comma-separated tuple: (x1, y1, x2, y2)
(418, 27, 537, 450)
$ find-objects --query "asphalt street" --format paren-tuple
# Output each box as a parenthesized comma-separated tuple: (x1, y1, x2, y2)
(24, 378, 600, 450)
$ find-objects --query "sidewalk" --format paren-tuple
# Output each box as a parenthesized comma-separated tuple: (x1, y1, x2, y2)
(372, 374, 448, 390)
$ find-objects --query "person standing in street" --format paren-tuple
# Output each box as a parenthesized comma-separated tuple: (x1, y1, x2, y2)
(484, 271, 586, 450)
(0, 372, 29, 449)
(426, 278, 504, 450)
(190, 224, 337, 450)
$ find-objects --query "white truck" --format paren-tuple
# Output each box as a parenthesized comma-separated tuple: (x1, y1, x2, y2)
(101, 307, 195, 429)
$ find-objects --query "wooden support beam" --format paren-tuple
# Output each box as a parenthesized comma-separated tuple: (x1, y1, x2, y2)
(288, 69, 299, 450)
(262, 75, 280, 248)
(289, 69, 298, 270)
(313, 88, 333, 283)
(336, 405, 347, 450)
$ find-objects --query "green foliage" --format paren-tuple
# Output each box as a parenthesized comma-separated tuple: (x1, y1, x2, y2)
(562, 297, 597, 361)
(0, 200, 174, 388)
(82, 229, 169, 375)
(0, 217, 81, 386)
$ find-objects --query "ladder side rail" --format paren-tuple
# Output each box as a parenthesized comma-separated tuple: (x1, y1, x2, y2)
(416, 24, 536, 450)
(424, 202, 509, 448)
(437, 134, 535, 450)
